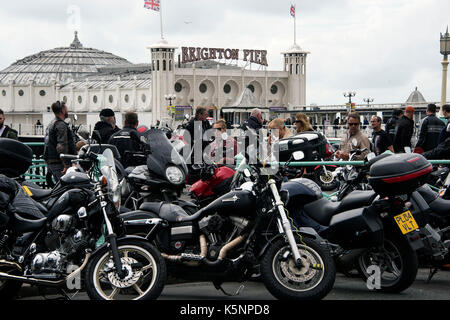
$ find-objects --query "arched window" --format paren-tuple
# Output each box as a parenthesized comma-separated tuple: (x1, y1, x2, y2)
(163, 60, 166, 71)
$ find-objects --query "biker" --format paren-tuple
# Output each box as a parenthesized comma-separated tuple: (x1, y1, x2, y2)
(335, 112, 371, 160)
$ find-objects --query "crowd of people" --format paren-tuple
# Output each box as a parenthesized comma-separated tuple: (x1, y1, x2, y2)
(5, 99, 447, 183)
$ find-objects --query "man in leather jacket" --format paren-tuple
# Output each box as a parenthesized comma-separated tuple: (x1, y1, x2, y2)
(185, 107, 211, 164)
(43, 101, 76, 181)
(386, 109, 402, 142)
(0, 109, 18, 140)
(93, 108, 120, 144)
(108, 112, 144, 168)
(423, 104, 450, 160)
(393, 106, 415, 153)
(415, 104, 445, 152)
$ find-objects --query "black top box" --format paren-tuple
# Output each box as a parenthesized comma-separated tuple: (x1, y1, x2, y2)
(277, 132, 327, 162)
(0, 138, 33, 178)
(369, 153, 432, 197)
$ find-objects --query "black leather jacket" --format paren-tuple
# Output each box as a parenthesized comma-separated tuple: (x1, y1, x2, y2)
(43, 118, 76, 165)
(415, 114, 445, 152)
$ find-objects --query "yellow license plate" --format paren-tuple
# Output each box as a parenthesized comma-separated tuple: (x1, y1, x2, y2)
(394, 211, 419, 235)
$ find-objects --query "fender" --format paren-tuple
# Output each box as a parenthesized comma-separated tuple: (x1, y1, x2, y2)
(257, 227, 322, 259)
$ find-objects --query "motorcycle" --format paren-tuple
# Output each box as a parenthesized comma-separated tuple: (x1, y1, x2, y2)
(121, 128, 189, 209)
(333, 148, 372, 201)
(0, 137, 166, 300)
(120, 152, 337, 300)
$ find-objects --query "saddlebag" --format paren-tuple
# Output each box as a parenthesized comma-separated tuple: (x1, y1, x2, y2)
(0, 138, 33, 178)
(321, 206, 383, 250)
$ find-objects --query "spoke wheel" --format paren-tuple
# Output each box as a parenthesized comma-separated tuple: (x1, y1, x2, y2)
(85, 239, 166, 300)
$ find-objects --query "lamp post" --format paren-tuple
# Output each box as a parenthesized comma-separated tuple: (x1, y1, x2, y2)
(363, 97, 374, 107)
(343, 91, 356, 114)
(164, 94, 177, 126)
(440, 27, 450, 117)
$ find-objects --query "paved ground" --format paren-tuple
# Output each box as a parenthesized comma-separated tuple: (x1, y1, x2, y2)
(16, 268, 450, 300)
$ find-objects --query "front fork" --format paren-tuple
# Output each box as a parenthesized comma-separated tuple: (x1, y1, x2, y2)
(97, 187, 126, 279)
(268, 179, 304, 268)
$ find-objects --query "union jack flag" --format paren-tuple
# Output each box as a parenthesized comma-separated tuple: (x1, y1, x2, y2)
(144, 0, 160, 11)
(290, 4, 295, 18)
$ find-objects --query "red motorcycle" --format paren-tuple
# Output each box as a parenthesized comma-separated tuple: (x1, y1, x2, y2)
(189, 163, 236, 206)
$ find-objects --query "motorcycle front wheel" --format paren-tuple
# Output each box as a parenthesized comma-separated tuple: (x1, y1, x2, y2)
(84, 239, 167, 300)
(260, 237, 336, 300)
(315, 168, 338, 191)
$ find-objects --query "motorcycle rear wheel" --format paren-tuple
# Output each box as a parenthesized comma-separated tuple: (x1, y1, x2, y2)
(85, 239, 167, 300)
(260, 237, 335, 300)
(357, 232, 418, 293)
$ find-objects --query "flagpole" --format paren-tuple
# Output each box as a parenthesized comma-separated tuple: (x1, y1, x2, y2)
(294, 4, 296, 45)
(159, 0, 164, 40)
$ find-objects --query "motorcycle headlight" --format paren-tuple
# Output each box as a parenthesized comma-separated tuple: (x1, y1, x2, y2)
(101, 166, 121, 208)
(166, 166, 185, 185)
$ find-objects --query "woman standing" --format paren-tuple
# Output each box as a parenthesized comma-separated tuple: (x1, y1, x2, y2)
(294, 113, 314, 133)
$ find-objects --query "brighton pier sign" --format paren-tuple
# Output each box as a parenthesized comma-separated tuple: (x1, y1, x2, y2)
(181, 47, 268, 66)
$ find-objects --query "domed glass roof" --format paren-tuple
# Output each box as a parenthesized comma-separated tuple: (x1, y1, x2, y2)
(0, 32, 132, 85)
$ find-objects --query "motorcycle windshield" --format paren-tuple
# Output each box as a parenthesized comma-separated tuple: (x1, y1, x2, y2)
(142, 128, 188, 180)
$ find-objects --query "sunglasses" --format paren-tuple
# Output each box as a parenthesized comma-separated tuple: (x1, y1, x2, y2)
(348, 123, 359, 127)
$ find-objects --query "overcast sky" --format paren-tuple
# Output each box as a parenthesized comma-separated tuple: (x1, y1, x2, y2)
(0, 0, 449, 105)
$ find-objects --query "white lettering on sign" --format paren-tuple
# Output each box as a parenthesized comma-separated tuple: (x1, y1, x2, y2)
(181, 47, 268, 66)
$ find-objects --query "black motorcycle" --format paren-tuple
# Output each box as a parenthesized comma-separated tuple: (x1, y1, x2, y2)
(333, 148, 372, 201)
(120, 154, 336, 300)
(121, 128, 189, 209)
(0, 138, 166, 300)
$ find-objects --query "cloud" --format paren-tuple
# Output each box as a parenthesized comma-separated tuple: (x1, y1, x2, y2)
(0, 0, 449, 105)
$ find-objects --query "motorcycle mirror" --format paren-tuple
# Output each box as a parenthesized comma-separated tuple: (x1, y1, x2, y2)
(292, 151, 305, 161)
(73, 114, 78, 122)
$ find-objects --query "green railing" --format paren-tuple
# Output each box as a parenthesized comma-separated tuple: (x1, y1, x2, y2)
(24, 143, 47, 185)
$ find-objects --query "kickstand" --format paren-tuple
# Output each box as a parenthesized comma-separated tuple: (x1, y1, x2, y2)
(213, 282, 245, 297)
(426, 267, 438, 284)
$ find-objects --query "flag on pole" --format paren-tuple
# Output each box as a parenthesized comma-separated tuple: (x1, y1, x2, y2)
(144, 0, 160, 11)
(290, 4, 295, 18)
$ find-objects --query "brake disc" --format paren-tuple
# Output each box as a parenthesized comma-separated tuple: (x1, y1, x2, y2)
(280, 250, 317, 282)
(107, 257, 142, 289)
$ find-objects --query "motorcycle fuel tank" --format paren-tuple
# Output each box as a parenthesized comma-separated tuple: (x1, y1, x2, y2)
(201, 189, 256, 217)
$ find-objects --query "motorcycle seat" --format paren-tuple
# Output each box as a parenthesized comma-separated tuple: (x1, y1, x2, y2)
(428, 197, 450, 217)
(27, 187, 52, 200)
(139, 202, 191, 222)
(339, 190, 377, 212)
(303, 198, 341, 226)
(31, 198, 48, 215)
(303, 190, 376, 226)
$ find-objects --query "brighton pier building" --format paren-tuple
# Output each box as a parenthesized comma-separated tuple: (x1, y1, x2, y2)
(0, 32, 309, 136)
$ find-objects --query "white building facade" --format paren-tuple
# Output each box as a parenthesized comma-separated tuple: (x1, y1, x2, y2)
(0, 33, 309, 135)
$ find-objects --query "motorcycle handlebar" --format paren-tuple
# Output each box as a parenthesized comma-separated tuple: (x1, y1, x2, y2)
(60, 154, 78, 160)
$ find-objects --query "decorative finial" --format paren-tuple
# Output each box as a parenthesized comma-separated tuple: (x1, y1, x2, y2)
(70, 31, 83, 49)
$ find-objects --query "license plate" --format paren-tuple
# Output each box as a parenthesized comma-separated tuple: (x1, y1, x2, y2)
(394, 211, 419, 235)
